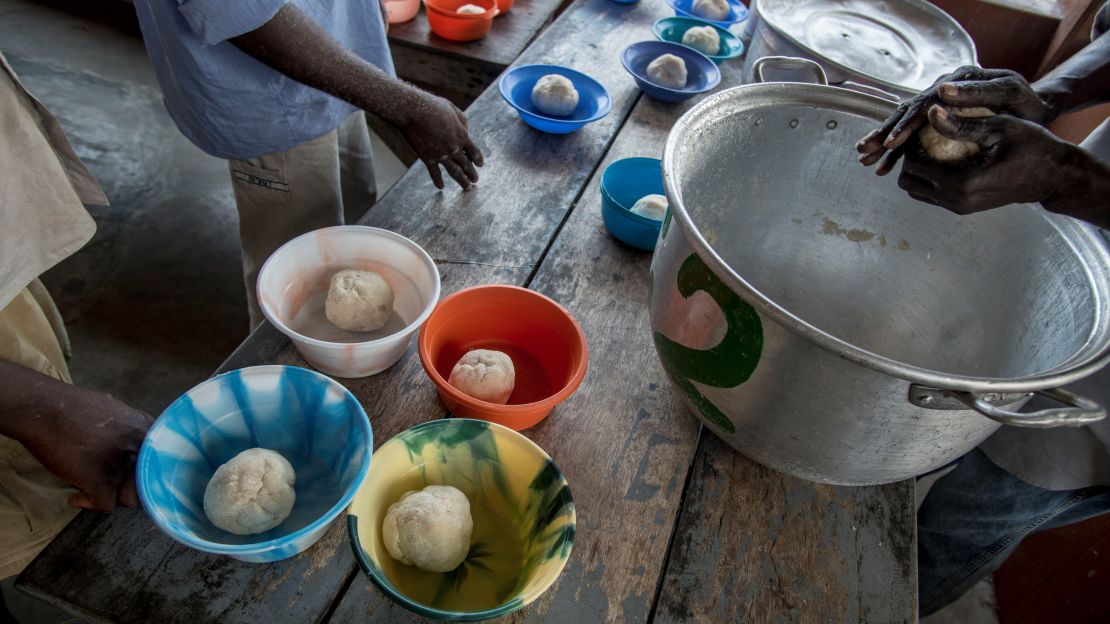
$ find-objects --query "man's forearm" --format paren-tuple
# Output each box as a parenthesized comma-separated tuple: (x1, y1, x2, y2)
(0, 358, 69, 445)
(1034, 27, 1110, 122)
(230, 4, 416, 126)
(1043, 145, 1110, 229)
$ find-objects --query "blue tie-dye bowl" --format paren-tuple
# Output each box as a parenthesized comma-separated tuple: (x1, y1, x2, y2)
(137, 365, 372, 562)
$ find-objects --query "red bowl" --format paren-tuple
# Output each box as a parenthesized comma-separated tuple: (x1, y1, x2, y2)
(425, 0, 499, 42)
(418, 285, 589, 430)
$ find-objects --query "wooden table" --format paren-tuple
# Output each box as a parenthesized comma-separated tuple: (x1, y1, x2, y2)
(17, 0, 917, 621)
(388, 0, 570, 106)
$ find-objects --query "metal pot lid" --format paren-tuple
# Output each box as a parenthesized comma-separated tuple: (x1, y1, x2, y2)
(757, 0, 977, 92)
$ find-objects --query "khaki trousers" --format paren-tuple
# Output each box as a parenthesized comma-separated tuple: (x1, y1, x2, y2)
(230, 112, 378, 328)
(0, 281, 78, 579)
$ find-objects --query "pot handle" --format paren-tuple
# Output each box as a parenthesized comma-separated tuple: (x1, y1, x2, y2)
(909, 384, 1106, 428)
(752, 56, 828, 86)
(838, 80, 901, 103)
(955, 388, 1105, 428)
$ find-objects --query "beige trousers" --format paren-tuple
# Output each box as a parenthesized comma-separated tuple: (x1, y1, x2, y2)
(230, 112, 378, 328)
(0, 281, 78, 579)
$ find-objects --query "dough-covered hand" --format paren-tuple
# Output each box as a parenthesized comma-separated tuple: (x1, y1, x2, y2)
(895, 105, 1072, 214)
(857, 67, 1050, 175)
(398, 91, 485, 190)
(23, 388, 152, 512)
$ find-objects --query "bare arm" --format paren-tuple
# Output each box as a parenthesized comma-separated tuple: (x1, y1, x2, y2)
(230, 5, 484, 190)
(0, 358, 151, 511)
(1035, 6, 1110, 121)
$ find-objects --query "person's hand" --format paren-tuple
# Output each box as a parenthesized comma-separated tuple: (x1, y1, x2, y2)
(894, 105, 1072, 213)
(397, 91, 485, 190)
(22, 388, 152, 512)
(857, 67, 1050, 175)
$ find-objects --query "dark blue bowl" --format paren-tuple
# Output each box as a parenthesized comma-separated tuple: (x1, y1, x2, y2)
(664, 0, 748, 29)
(652, 17, 744, 64)
(600, 157, 666, 251)
(620, 41, 722, 103)
(499, 64, 612, 134)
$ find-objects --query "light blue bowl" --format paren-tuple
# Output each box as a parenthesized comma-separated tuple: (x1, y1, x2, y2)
(620, 41, 722, 103)
(137, 365, 372, 563)
(600, 157, 665, 251)
(499, 64, 612, 134)
(664, 0, 748, 29)
(652, 17, 744, 64)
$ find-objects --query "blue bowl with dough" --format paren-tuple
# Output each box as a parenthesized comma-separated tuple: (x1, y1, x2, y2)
(137, 365, 372, 563)
(652, 17, 744, 64)
(620, 41, 721, 103)
(664, 0, 748, 30)
(599, 157, 666, 251)
(498, 64, 612, 134)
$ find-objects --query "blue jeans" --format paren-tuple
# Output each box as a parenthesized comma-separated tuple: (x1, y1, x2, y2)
(917, 448, 1110, 615)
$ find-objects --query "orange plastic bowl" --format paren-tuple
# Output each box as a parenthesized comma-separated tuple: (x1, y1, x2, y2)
(425, 0, 499, 42)
(418, 285, 589, 430)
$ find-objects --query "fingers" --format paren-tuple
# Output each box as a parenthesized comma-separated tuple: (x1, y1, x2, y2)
(875, 146, 904, 176)
(884, 108, 926, 149)
(69, 483, 118, 512)
(441, 155, 473, 190)
(926, 105, 1003, 147)
(452, 104, 468, 129)
(452, 151, 479, 185)
(423, 159, 445, 190)
(938, 80, 1003, 109)
(464, 139, 484, 168)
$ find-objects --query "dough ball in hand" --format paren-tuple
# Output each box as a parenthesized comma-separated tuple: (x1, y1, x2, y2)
(631, 194, 668, 220)
(382, 485, 473, 573)
(325, 269, 394, 332)
(919, 107, 994, 162)
(691, 0, 730, 21)
(204, 448, 296, 536)
(456, 3, 486, 13)
(531, 74, 580, 117)
(681, 26, 720, 56)
(448, 349, 516, 404)
(647, 54, 688, 90)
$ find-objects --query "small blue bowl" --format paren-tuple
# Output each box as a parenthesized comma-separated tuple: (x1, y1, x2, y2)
(499, 64, 612, 134)
(600, 157, 666, 251)
(620, 41, 722, 103)
(664, 0, 748, 29)
(137, 365, 372, 563)
(652, 17, 744, 64)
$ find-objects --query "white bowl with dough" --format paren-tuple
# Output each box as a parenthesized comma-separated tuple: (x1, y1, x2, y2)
(258, 226, 441, 378)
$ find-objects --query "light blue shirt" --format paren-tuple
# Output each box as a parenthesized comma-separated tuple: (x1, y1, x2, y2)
(133, 0, 395, 160)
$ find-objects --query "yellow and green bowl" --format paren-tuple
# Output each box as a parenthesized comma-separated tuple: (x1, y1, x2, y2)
(347, 418, 575, 620)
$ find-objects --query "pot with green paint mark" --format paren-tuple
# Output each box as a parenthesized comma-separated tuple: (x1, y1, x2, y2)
(348, 419, 574, 620)
(652, 82, 1110, 485)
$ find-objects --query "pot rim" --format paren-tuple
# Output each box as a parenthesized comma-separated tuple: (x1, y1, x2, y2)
(661, 82, 1110, 394)
(751, 0, 978, 97)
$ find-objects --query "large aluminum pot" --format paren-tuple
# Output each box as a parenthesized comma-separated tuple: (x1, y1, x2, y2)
(741, 0, 977, 100)
(651, 82, 1110, 485)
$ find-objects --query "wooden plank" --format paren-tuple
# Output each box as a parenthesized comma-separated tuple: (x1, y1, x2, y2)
(388, 0, 570, 69)
(15, 0, 679, 621)
(327, 38, 755, 624)
(653, 436, 917, 623)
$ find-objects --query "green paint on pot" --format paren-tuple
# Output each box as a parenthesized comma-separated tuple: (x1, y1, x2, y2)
(653, 254, 763, 434)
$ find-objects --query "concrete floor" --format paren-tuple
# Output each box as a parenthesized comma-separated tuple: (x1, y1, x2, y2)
(0, 0, 405, 416)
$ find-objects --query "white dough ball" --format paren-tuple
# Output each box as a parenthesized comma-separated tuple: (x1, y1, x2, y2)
(691, 0, 730, 21)
(456, 3, 486, 13)
(203, 448, 296, 536)
(382, 485, 473, 573)
(646, 54, 688, 90)
(448, 349, 516, 404)
(681, 26, 721, 56)
(919, 107, 995, 162)
(325, 269, 395, 332)
(631, 194, 668, 220)
(531, 74, 581, 117)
